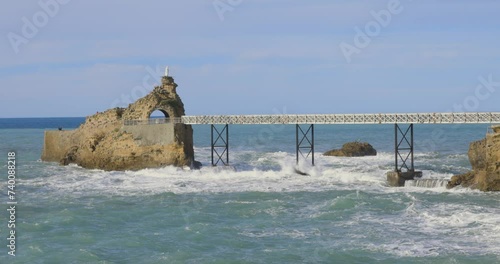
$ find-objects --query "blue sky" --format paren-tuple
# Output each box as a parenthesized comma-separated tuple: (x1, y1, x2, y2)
(1, 0, 499, 118)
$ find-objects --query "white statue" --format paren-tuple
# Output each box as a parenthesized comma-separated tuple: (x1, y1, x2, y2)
(164, 66, 169, 77)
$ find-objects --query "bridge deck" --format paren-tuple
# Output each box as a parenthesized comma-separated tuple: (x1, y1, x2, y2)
(179, 112, 500, 125)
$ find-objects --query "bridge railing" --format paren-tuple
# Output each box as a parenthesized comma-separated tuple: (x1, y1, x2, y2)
(123, 117, 182, 126)
(180, 112, 500, 125)
(122, 113, 500, 126)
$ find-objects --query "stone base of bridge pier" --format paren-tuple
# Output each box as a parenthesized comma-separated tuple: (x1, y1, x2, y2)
(386, 171, 423, 187)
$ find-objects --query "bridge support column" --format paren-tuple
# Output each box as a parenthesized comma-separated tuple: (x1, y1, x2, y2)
(296, 124, 314, 166)
(211, 124, 229, 166)
(387, 123, 422, 186)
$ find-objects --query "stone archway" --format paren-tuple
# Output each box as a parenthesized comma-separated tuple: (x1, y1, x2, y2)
(149, 109, 170, 119)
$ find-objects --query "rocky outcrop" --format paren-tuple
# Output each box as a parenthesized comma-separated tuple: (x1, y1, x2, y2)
(41, 76, 198, 171)
(446, 171, 476, 189)
(468, 138, 487, 171)
(447, 126, 500, 191)
(324, 142, 377, 157)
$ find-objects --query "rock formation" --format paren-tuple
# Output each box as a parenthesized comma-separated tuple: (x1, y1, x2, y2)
(324, 142, 377, 157)
(447, 125, 500, 191)
(41, 76, 199, 171)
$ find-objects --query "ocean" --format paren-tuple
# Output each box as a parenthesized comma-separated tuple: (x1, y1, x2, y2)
(1, 117, 499, 263)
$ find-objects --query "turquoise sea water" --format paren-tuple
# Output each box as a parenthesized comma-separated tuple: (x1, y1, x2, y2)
(1, 118, 500, 263)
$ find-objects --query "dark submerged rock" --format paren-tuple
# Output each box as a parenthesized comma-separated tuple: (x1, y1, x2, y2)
(324, 142, 377, 157)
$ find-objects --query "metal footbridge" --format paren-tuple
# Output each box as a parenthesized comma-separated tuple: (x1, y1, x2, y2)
(180, 112, 500, 125)
(177, 112, 500, 170)
(126, 112, 500, 181)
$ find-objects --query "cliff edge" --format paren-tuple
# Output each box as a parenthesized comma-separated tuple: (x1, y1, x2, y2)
(41, 76, 197, 171)
(447, 125, 500, 191)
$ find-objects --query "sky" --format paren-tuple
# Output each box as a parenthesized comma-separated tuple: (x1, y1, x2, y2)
(1, 0, 499, 118)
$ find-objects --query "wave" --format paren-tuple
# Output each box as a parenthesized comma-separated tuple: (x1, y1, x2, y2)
(14, 150, 477, 197)
(14, 150, 500, 259)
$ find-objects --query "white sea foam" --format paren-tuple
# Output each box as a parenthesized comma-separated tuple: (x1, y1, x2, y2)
(351, 191, 500, 257)
(18, 150, 482, 197)
(15, 149, 500, 259)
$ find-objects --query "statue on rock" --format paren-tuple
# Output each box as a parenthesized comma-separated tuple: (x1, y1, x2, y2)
(41, 75, 199, 171)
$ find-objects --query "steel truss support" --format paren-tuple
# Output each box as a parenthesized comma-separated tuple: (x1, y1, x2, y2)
(211, 124, 229, 166)
(296, 124, 314, 166)
(394, 123, 414, 172)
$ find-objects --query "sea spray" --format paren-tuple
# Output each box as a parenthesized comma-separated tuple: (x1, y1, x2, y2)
(2, 122, 500, 263)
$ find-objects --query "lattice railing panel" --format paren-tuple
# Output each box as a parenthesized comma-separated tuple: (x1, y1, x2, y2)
(132, 112, 500, 125)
